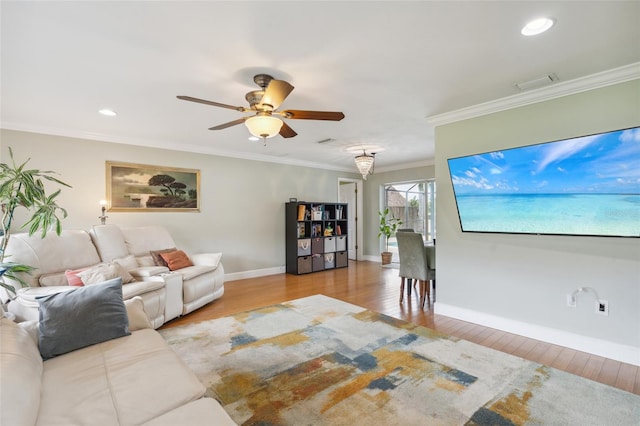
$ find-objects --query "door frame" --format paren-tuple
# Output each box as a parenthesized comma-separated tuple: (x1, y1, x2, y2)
(337, 178, 363, 261)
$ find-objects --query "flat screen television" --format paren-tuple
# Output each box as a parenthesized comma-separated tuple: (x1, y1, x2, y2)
(447, 126, 640, 238)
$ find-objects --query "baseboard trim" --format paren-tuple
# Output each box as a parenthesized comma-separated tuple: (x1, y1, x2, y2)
(434, 303, 640, 367)
(225, 266, 285, 282)
(361, 255, 380, 262)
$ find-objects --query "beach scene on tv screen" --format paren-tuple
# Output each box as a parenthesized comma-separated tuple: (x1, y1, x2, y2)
(448, 127, 640, 237)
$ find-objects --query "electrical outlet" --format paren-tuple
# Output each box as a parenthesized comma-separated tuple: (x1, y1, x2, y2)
(595, 300, 609, 316)
(566, 294, 576, 308)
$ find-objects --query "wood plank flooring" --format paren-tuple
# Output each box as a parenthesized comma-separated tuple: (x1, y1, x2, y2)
(161, 260, 640, 396)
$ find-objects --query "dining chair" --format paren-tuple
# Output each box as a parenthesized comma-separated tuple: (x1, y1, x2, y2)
(396, 231, 436, 308)
(396, 228, 415, 293)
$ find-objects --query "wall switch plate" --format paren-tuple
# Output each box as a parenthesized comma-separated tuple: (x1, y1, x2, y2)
(566, 294, 576, 308)
(595, 300, 609, 316)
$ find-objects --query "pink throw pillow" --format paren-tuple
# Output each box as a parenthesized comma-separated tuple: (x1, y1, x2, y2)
(65, 267, 88, 286)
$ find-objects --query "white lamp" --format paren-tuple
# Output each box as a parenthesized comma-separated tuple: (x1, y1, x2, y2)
(355, 151, 375, 180)
(245, 114, 283, 139)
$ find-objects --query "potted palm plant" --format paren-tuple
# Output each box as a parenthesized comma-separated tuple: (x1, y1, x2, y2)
(0, 147, 70, 297)
(378, 208, 402, 265)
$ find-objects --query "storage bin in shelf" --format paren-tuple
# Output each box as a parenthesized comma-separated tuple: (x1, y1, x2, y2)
(297, 239, 311, 256)
(298, 256, 312, 274)
(324, 253, 335, 269)
(336, 251, 348, 268)
(324, 236, 336, 253)
(311, 238, 324, 255)
(312, 254, 324, 271)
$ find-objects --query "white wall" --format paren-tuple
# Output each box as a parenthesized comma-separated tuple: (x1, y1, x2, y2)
(1, 129, 359, 278)
(434, 79, 640, 364)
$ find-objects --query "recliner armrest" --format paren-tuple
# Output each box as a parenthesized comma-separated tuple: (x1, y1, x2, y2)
(190, 253, 222, 269)
(129, 266, 170, 278)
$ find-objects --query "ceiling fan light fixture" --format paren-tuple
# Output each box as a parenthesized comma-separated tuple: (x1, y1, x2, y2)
(355, 150, 375, 180)
(245, 115, 283, 139)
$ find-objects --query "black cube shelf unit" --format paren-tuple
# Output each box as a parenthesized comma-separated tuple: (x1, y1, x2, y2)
(286, 202, 348, 274)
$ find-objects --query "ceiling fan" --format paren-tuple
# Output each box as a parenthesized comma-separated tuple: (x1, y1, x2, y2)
(177, 74, 345, 140)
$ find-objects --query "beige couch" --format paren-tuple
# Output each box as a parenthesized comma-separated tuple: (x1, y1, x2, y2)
(0, 297, 236, 425)
(90, 224, 225, 317)
(3, 225, 224, 328)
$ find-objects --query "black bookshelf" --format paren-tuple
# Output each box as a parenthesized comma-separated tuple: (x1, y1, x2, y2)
(285, 202, 348, 274)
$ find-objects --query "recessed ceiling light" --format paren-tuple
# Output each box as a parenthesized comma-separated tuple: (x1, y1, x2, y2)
(521, 17, 555, 36)
(98, 108, 117, 116)
(248, 136, 260, 142)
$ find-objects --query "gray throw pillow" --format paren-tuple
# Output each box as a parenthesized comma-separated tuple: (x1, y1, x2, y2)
(37, 277, 131, 360)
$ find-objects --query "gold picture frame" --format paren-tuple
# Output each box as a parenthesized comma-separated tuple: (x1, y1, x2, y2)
(106, 161, 200, 212)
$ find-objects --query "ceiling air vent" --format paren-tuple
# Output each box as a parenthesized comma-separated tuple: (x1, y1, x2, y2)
(515, 73, 558, 91)
(316, 138, 336, 144)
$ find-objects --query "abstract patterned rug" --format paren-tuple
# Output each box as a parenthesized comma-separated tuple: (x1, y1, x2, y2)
(159, 295, 639, 425)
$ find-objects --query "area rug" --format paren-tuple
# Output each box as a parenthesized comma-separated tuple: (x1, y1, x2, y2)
(159, 295, 639, 425)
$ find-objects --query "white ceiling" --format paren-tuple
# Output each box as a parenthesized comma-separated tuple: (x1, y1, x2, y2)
(2, 1, 639, 173)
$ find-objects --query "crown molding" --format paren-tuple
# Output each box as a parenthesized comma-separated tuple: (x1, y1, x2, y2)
(0, 122, 356, 173)
(426, 62, 640, 127)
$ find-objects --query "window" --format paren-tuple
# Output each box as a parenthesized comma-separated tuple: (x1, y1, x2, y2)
(382, 180, 436, 260)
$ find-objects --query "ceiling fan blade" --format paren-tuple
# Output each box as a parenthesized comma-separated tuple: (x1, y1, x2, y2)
(208, 117, 248, 130)
(279, 121, 298, 138)
(280, 110, 345, 121)
(177, 95, 248, 112)
(258, 80, 294, 110)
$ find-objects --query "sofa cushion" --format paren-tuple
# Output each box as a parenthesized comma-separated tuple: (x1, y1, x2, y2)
(137, 255, 157, 267)
(0, 318, 43, 426)
(114, 254, 139, 271)
(122, 226, 176, 257)
(4, 230, 102, 288)
(39, 271, 73, 287)
(37, 278, 131, 360)
(39, 329, 206, 426)
(90, 224, 129, 262)
(160, 250, 194, 271)
(78, 262, 135, 285)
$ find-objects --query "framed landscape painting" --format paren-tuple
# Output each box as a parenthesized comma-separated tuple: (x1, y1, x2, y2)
(106, 161, 200, 212)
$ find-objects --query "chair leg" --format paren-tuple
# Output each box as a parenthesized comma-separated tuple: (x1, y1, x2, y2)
(420, 280, 431, 309)
(425, 281, 431, 307)
(419, 280, 426, 308)
(399, 277, 406, 303)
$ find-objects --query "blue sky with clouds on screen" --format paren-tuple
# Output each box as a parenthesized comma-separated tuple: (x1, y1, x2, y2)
(448, 127, 640, 195)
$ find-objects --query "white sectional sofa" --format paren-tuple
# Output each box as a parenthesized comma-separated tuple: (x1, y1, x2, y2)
(3, 224, 224, 328)
(0, 295, 236, 425)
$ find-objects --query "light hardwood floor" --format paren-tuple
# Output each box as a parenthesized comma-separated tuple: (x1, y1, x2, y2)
(162, 260, 640, 396)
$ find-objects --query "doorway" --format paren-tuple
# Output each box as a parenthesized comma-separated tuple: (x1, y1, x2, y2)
(381, 179, 436, 262)
(338, 178, 363, 260)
